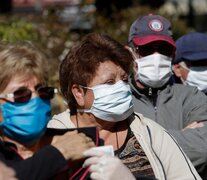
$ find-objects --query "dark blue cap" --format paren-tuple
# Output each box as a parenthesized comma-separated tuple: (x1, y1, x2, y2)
(128, 14, 175, 47)
(175, 32, 207, 64)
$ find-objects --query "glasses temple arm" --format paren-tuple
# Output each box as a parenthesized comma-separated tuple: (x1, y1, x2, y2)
(0, 93, 14, 99)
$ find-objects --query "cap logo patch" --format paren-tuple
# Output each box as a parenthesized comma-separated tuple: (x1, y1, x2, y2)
(148, 19, 163, 32)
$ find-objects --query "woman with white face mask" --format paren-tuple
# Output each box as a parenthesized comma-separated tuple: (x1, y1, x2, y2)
(48, 33, 201, 180)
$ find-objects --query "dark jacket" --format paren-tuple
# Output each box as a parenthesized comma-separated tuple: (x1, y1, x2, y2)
(0, 139, 68, 180)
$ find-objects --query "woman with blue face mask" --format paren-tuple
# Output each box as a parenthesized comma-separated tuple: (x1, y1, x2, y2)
(48, 33, 201, 180)
(0, 42, 96, 180)
(0, 42, 56, 158)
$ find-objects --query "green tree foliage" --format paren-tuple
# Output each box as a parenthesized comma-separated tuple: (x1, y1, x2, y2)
(0, 4, 191, 85)
(0, 4, 192, 114)
(0, 19, 38, 42)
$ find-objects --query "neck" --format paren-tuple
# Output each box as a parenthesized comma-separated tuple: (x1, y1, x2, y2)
(3, 136, 40, 159)
(71, 113, 117, 131)
(71, 113, 128, 150)
(132, 75, 171, 96)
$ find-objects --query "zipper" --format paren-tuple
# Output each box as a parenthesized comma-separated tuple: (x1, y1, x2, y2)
(146, 126, 167, 180)
(148, 87, 152, 96)
(153, 90, 161, 122)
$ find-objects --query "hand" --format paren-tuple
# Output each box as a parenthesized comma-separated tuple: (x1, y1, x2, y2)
(0, 162, 17, 180)
(52, 130, 95, 161)
(83, 149, 135, 180)
(182, 121, 204, 131)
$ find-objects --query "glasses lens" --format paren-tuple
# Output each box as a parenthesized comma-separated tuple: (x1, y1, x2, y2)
(158, 44, 174, 56)
(137, 44, 174, 57)
(137, 46, 154, 57)
(37, 86, 55, 100)
(13, 88, 32, 103)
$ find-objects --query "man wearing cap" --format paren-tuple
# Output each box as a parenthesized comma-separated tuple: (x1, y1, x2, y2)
(173, 32, 207, 95)
(127, 14, 207, 178)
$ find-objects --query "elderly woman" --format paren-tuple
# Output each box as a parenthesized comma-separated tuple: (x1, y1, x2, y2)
(0, 42, 95, 180)
(48, 33, 201, 179)
(0, 42, 53, 157)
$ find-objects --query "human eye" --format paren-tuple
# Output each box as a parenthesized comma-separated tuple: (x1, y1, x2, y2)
(122, 74, 129, 83)
(123, 79, 128, 83)
(105, 79, 116, 85)
(122, 79, 129, 84)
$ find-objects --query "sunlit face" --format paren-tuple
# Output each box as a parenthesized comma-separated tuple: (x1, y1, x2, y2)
(178, 60, 207, 81)
(178, 65, 189, 81)
(82, 60, 128, 109)
(0, 75, 40, 122)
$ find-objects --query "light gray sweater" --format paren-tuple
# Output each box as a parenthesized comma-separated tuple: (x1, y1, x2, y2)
(129, 75, 207, 174)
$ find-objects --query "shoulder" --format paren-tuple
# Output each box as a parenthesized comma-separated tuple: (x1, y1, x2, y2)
(130, 113, 201, 179)
(47, 110, 75, 129)
(130, 113, 167, 146)
(130, 113, 182, 153)
(163, 84, 207, 103)
(170, 83, 203, 95)
(131, 113, 165, 132)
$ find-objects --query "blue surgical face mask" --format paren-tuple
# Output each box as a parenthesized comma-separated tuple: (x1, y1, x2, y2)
(77, 81, 134, 122)
(0, 97, 51, 145)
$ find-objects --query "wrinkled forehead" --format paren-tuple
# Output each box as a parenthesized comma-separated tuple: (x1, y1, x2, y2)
(1, 75, 40, 94)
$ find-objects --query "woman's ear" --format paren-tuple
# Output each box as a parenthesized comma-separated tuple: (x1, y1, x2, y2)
(172, 64, 182, 77)
(71, 84, 85, 106)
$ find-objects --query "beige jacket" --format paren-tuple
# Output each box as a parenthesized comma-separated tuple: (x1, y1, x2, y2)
(48, 110, 201, 180)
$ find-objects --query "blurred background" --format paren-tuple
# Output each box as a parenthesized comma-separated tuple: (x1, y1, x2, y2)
(1, 0, 206, 113)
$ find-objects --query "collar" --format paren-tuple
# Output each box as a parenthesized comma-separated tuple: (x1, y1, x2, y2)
(129, 73, 174, 97)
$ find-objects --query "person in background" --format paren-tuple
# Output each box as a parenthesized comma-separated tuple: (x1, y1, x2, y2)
(48, 32, 201, 180)
(0, 42, 95, 180)
(173, 32, 207, 95)
(127, 14, 207, 179)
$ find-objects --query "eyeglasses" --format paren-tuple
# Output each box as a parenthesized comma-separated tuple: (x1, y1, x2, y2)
(0, 85, 58, 103)
(135, 43, 175, 57)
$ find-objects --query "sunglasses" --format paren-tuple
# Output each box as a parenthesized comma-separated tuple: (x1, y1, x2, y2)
(0, 85, 58, 103)
(135, 43, 175, 57)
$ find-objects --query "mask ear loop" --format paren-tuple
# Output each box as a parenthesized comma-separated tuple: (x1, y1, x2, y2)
(179, 61, 190, 71)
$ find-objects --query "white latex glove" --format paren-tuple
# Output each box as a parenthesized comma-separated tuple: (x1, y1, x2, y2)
(83, 149, 135, 180)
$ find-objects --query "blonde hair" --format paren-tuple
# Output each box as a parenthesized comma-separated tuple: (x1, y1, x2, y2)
(0, 42, 49, 92)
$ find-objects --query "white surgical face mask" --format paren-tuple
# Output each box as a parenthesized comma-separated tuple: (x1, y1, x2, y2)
(185, 66, 207, 93)
(135, 54, 172, 88)
(77, 80, 134, 122)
